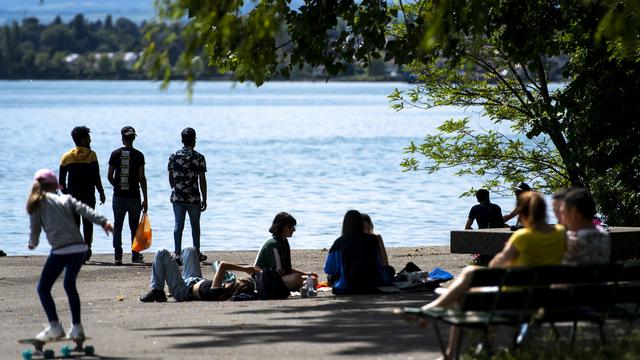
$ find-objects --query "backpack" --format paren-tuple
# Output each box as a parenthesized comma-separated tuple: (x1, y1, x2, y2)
(253, 268, 290, 300)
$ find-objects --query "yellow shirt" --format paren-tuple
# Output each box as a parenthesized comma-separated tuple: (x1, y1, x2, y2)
(508, 225, 566, 266)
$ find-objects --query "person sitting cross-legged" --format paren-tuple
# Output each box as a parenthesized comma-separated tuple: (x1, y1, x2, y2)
(140, 247, 259, 302)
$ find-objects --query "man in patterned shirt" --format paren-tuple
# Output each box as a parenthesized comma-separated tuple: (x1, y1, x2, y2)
(561, 188, 611, 265)
(168, 128, 208, 264)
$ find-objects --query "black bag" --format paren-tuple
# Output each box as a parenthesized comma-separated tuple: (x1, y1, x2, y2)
(253, 268, 290, 300)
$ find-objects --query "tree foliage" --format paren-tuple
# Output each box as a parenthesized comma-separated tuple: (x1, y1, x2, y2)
(144, 0, 640, 225)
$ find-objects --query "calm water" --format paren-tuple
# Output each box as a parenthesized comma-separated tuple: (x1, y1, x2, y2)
(0, 80, 522, 256)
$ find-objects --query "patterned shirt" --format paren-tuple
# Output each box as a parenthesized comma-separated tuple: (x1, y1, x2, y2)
(562, 227, 611, 265)
(168, 146, 206, 204)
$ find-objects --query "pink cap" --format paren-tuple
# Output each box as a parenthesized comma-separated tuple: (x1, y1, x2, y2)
(33, 169, 61, 189)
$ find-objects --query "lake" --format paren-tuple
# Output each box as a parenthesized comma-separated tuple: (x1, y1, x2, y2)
(0, 80, 525, 256)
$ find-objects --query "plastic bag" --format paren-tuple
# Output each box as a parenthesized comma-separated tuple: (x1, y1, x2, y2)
(132, 213, 152, 252)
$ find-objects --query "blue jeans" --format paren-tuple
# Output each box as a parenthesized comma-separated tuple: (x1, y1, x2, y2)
(150, 248, 203, 301)
(172, 202, 201, 255)
(37, 251, 86, 324)
(112, 196, 142, 260)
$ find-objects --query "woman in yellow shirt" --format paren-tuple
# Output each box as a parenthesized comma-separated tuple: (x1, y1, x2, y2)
(410, 192, 566, 357)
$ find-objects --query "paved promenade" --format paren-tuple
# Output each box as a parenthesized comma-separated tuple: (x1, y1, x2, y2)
(1, 247, 466, 359)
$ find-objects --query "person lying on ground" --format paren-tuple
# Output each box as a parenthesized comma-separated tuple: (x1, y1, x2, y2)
(325, 210, 392, 295)
(407, 192, 566, 358)
(140, 247, 259, 302)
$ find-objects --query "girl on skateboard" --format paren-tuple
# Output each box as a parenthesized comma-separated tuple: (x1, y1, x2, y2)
(27, 169, 113, 341)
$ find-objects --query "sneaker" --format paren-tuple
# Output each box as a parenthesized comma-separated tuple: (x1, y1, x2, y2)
(114, 259, 123, 266)
(66, 324, 85, 340)
(139, 289, 167, 303)
(199, 253, 208, 262)
(36, 323, 65, 341)
(132, 253, 145, 264)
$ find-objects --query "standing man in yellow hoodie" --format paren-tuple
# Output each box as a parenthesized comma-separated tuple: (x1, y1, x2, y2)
(59, 126, 106, 262)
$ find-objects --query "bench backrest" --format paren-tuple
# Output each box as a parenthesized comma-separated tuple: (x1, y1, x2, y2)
(460, 262, 640, 313)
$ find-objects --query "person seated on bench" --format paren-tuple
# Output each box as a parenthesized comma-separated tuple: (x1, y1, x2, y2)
(412, 192, 566, 357)
(561, 188, 610, 265)
(254, 212, 310, 291)
(551, 188, 570, 225)
(324, 210, 392, 294)
(139, 247, 259, 302)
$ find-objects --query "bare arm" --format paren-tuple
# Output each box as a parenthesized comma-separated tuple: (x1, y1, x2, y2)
(503, 208, 518, 222)
(377, 234, 389, 266)
(212, 261, 259, 288)
(139, 165, 148, 213)
(107, 165, 116, 187)
(464, 218, 474, 230)
(489, 243, 519, 268)
(58, 165, 68, 193)
(199, 172, 207, 211)
(93, 161, 106, 205)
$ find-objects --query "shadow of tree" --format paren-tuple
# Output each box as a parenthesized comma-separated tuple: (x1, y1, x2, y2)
(134, 292, 446, 356)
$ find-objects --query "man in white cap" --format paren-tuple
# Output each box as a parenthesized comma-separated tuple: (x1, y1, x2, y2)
(108, 126, 148, 265)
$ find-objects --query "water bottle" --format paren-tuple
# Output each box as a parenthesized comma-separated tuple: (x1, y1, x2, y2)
(307, 273, 317, 297)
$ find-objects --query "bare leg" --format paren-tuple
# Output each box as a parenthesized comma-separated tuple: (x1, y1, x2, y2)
(422, 265, 480, 310)
(282, 273, 303, 290)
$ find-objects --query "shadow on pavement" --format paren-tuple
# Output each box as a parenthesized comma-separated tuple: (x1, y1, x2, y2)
(134, 292, 446, 356)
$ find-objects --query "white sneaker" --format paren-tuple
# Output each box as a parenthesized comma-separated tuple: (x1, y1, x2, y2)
(35, 323, 65, 341)
(66, 324, 85, 340)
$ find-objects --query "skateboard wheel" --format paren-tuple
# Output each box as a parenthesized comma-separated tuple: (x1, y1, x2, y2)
(21, 349, 33, 360)
(61, 344, 72, 357)
(43, 349, 55, 359)
(84, 345, 95, 356)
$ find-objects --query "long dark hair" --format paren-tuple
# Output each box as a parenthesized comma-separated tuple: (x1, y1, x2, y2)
(268, 212, 296, 273)
(342, 210, 364, 236)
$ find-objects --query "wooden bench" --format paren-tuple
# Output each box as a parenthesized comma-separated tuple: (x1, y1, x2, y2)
(450, 227, 640, 261)
(402, 262, 640, 359)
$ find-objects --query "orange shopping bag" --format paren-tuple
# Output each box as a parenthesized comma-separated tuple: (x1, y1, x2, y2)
(132, 213, 152, 252)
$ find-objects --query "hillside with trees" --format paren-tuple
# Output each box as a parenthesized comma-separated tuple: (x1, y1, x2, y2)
(0, 13, 406, 81)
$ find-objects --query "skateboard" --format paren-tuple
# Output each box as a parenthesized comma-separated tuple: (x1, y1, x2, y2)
(18, 337, 94, 359)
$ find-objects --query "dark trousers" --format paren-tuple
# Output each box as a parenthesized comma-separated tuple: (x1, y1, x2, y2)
(73, 197, 96, 248)
(37, 251, 86, 325)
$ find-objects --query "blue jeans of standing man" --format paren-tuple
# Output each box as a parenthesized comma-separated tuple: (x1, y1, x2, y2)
(172, 202, 201, 255)
(150, 247, 203, 301)
(113, 196, 142, 261)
